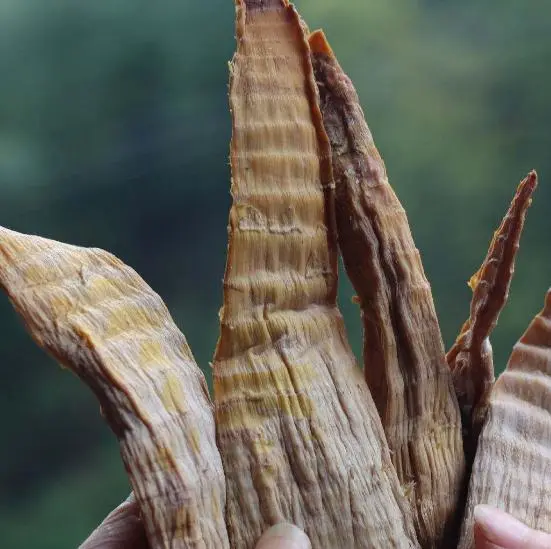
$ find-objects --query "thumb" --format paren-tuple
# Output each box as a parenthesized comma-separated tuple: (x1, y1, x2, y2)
(255, 523, 311, 549)
(79, 494, 149, 549)
(474, 504, 551, 549)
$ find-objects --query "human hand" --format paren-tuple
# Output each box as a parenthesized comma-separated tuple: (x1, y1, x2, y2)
(79, 495, 148, 549)
(474, 505, 551, 549)
(79, 496, 311, 549)
(254, 524, 311, 549)
(83, 499, 551, 549)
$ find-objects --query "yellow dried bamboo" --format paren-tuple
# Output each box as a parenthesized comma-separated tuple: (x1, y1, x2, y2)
(213, 2, 418, 549)
(0, 227, 229, 549)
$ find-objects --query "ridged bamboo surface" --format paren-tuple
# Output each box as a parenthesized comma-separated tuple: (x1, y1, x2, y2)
(213, 2, 418, 549)
(0, 227, 229, 549)
(309, 30, 464, 549)
(458, 288, 551, 548)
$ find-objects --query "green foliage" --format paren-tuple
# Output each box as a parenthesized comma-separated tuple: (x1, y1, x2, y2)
(0, 1, 549, 547)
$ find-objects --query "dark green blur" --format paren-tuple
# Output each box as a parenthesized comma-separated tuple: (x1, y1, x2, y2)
(0, 1, 549, 547)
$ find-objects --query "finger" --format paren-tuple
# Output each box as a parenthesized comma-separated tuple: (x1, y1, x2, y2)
(474, 505, 551, 549)
(255, 524, 311, 549)
(79, 496, 148, 549)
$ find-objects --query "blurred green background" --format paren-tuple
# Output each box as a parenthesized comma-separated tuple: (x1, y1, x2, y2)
(0, 1, 549, 547)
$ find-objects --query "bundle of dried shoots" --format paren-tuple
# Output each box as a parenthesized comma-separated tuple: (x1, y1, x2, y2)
(0, 1, 548, 549)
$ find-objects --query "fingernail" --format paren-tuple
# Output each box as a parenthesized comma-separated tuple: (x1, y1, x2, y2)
(125, 492, 136, 504)
(255, 523, 311, 549)
(474, 505, 530, 547)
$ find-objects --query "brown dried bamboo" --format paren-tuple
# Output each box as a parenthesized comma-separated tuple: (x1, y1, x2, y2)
(309, 30, 465, 549)
(447, 171, 537, 462)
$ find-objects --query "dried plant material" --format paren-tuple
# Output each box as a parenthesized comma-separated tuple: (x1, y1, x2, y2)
(213, 3, 419, 549)
(1, 2, 548, 548)
(309, 30, 465, 548)
(0, 227, 229, 549)
(447, 171, 537, 461)
(458, 288, 551, 549)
